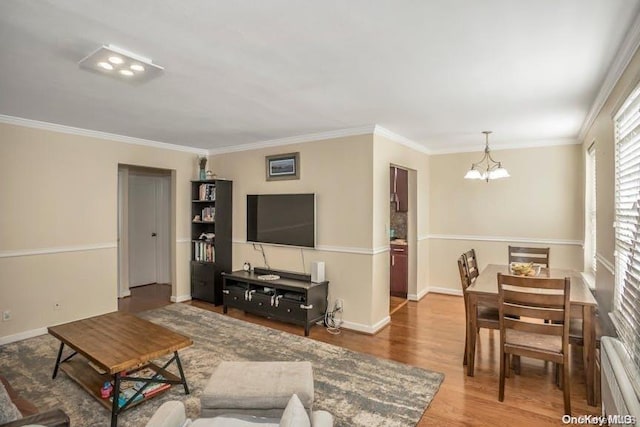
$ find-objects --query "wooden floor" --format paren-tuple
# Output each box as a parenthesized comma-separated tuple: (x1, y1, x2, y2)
(389, 295, 409, 315)
(119, 284, 599, 426)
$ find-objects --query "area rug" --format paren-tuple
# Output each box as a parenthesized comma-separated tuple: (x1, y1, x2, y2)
(0, 304, 444, 426)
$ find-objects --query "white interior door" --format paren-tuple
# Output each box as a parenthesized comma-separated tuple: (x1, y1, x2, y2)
(129, 174, 158, 287)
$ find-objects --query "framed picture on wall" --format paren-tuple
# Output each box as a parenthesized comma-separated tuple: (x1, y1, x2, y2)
(266, 152, 300, 181)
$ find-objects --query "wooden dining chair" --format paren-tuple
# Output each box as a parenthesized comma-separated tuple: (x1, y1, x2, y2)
(462, 249, 480, 283)
(458, 254, 499, 366)
(497, 273, 571, 415)
(508, 246, 550, 268)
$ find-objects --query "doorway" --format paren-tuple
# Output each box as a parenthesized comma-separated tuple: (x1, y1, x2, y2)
(390, 165, 409, 314)
(117, 165, 172, 303)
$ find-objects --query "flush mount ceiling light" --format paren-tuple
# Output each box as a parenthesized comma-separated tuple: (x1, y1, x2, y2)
(78, 44, 163, 84)
(464, 131, 510, 182)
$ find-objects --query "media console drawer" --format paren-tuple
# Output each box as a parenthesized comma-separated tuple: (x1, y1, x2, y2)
(221, 270, 328, 336)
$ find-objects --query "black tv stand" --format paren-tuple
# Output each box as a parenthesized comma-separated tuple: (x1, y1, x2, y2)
(221, 268, 328, 336)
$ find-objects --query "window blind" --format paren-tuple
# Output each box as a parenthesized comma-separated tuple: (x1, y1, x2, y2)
(586, 144, 597, 275)
(613, 82, 640, 370)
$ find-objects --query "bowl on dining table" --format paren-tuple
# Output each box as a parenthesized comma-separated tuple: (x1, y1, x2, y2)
(509, 262, 541, 277)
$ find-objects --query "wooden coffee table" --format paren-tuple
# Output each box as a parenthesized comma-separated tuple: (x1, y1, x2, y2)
(48, 311, 193, 427)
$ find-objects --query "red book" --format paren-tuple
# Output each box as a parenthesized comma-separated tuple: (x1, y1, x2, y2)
(143, 383, 171, 398)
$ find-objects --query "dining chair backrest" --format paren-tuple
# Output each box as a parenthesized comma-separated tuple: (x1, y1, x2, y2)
(497, 273, 572, 414)
(457, 255, 471, 292)
(508, 246, 550, 268)
(497, 273, 570, 343)
(463, 249, 479, 283)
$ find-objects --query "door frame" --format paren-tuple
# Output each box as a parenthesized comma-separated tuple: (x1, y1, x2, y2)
(117, 164, 173, 298)
(389, 164, 418, 302)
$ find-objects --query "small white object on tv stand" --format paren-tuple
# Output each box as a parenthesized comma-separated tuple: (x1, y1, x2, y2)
(311, 261, 325, 283)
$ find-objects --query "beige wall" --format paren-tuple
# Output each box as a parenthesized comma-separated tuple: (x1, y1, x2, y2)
(209, 134, 379, 329)
(581, 47, 640, 329)
(428, 143, 584, 291)
(0, 123, 199, 341)
(209, 133, 431, 330)
(372, 135, 430, 323)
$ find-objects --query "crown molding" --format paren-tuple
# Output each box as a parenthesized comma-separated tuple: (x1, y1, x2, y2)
(578, 11, 640, 141)
(429, 137, 580, 155)
(0, 113, 582, 157)
(373, 125, 430, 154)
(208, 125, 376, 155)
(208, 124, 431, 157)
(0, 114, 208, 155)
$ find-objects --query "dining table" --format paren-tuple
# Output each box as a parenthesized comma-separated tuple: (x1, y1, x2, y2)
(465, 264, 598, 406)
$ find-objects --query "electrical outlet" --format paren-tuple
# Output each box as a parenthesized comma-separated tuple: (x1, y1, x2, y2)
(2, 310, 11, 321)
(53, 302, 62, 310)
(335, 299, 343, 312)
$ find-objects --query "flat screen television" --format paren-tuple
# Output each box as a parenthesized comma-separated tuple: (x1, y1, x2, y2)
(247, 194, 315, 248)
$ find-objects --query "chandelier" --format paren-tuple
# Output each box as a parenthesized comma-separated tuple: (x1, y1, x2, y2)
(464, 131, 509, 182)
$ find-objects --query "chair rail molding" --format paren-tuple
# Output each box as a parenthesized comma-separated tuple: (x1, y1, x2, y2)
(427, 234, 582, 246)
(0, 242, 117, 258)
(596, 252, 615, 275)
(231, 240, 390, 255)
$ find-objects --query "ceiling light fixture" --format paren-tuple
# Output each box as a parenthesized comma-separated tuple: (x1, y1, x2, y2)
(464, 131, 510, 182)
(78, 44, 164, 84)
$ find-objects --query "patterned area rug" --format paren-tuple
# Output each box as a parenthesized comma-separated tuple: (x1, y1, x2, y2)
(0, 304, 444, 426)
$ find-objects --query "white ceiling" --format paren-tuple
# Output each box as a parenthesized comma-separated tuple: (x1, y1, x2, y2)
(1, 0, 639, 153)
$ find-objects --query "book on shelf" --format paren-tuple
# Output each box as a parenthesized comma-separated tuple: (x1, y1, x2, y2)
(141, 382, 171, 398)
(110, 387, 144, 407)
(199, 184, 216, 201)
(194, 241, 215, 262)
(201, 206, 215, 221)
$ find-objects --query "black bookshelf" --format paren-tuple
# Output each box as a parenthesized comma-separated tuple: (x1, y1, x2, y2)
(190, 179, 232, 304)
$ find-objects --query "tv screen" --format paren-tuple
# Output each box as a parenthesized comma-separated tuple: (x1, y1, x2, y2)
(247, 194, 315, 248)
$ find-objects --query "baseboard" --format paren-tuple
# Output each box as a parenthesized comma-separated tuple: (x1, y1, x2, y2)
(118, 289, 131, 298)
(0, 327, 47, 346)
(408, 287, 429, 301)
(171, 294, 192, 303)
(341, 316, 391, 334)
(428, 287, 463, 297)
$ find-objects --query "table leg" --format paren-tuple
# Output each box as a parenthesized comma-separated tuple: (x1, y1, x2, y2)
(52, 342, 65, 379)
(174, 351, 190, 395)
(466, 294, 478, 376)
(111, 372, 121, 427)
(583, 305, 596, 406)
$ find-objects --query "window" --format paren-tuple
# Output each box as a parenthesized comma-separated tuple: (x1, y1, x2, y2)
(613, 81, 640, 369)
(585, 143, 596, 277)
